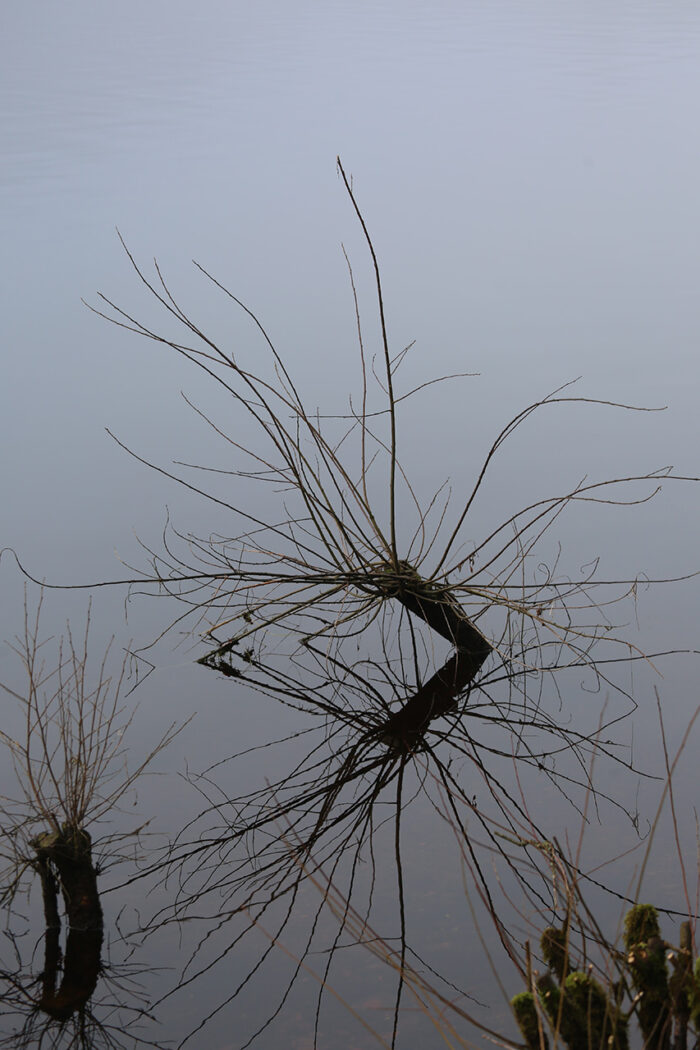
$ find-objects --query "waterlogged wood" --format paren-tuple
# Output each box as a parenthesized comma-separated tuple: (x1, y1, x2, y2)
(380, 648, 487, 751)
(32, 826, 102, 932)
(199, 558, 493, 752)
(32, 825, 104, 1021)
(380, 564, 492, 752)
(40, 926, 103, 1022)
(392, 578, 489, 651)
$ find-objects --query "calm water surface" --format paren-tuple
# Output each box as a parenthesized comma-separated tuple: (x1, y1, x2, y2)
(2, 3, 700, 1047)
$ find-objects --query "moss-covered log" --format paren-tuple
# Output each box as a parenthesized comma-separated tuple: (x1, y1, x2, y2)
(623, 904, 671, 1050)
(511, 990, 549, 1050)
(541, 926, 571, 983)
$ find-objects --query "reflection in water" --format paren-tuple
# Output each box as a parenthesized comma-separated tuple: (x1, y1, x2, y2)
(0, 599, 182, 1049)
(3, 5, 700, 1047)
(0, 906, 159, 1050)
(55, 167, 696, 1047)
(0, 826, 163, 1050)
(32, 827, 103, 1023)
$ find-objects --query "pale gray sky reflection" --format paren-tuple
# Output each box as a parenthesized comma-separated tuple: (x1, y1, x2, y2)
(1, 3, 700, 1047)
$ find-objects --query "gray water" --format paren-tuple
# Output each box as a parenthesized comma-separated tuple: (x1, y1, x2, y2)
(2, 4, 700, 1047)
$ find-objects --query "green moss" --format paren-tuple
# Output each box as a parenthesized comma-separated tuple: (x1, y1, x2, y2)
(511, 991, 548, 1050)
(623, 904, 661, 949)
(623, 904, 670, 1045)
(563, 972, 628, 1050)
(537, 973, 563, 1032)
(513, 904, 699, 1050)
(536, 969, 628, 1050)
(668, 921, 692, 1027)
(687, 956, 700, 1029)
(541, 926, 570, 982)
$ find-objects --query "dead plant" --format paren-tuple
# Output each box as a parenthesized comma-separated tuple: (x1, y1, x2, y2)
(10, 160, 699, 1047)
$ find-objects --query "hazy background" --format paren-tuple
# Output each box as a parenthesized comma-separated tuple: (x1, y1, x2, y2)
(2, 3, 700, 1046)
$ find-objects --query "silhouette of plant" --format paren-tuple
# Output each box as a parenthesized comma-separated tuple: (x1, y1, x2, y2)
(0, 593, 183, 1047)
(9, 160, 698, 1047)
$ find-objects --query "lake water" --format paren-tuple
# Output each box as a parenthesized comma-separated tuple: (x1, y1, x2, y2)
(2, 3, 700, 1047)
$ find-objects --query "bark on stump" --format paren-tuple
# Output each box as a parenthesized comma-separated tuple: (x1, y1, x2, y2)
(32, 825, 104, 1021)
(380, 563, 492, 752)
